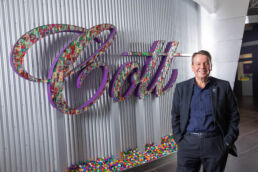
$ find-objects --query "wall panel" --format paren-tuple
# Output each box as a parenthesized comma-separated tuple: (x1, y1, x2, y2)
(0, 0, 199, 171)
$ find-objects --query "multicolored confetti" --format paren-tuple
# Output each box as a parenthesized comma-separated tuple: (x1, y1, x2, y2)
(10, 24, 116, 115)
(68, 134, 177, 172)
(109, 41, 179, 101)
(10, 23, 180, 114)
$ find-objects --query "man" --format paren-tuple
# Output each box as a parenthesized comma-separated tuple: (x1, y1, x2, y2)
(171, 50, 239, 172)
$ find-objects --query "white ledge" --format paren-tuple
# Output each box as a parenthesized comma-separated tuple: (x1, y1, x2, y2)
(245, 15, 258, 24)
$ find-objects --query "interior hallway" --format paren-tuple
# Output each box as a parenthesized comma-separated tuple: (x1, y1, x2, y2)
(126, 96, 258, 172)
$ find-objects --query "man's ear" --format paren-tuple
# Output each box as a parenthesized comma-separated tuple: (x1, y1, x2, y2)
(191, 64, 194, 72)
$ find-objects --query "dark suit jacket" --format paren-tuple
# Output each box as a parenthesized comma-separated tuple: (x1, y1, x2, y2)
(171, 77, 240, 156)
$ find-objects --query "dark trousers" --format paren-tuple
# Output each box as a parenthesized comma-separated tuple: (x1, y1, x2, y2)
(177, 134, 228, 172)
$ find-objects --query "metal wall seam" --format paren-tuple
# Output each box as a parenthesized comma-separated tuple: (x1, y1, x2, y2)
(11, 0, 24, 170)
(44, 0, 56, 165)
(0, 2, 7, 171)
(2, 0, 18, 171)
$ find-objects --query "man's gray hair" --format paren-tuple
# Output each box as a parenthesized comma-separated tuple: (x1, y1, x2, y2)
(192, 50, 212, 67)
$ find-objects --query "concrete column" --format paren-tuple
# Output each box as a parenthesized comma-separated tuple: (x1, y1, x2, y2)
(195, 0, 250, 88)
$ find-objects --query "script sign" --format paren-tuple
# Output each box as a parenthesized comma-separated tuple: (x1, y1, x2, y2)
(10, 24, 179, 115)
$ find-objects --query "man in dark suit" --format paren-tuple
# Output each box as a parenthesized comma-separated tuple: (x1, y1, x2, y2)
(171, 50, 239, 172)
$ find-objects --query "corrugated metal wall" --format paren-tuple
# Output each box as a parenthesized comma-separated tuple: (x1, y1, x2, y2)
(0, 0, 200, 171)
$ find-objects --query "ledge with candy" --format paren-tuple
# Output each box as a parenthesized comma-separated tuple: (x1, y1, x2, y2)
(68, 133, 177, 172)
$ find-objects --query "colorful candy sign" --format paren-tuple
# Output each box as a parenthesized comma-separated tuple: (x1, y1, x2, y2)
(10, 24, 179, 115)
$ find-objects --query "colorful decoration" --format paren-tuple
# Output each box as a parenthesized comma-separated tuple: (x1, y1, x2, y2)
(10, 24, 180, 114)
(109, 62, 140, 101)
(110, 41, 178, 100)
(10, 24, 116, 115)
(68, 134, 177, 172)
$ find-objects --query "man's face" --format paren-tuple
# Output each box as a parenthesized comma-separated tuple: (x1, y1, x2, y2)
(192, 54, 211, 80)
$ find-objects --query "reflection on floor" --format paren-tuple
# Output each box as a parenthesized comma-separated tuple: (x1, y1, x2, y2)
(126, 96, 258, 172)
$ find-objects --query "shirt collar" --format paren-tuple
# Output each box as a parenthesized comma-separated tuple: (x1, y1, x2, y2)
(192, 77, 211, 88)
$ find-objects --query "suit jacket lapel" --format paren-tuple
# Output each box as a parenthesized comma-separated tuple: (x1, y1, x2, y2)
(210, 77, 218, 122)
(184, 79, 194, 128)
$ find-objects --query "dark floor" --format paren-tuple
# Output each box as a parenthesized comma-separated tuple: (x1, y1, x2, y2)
(127, 96, 258, 172)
